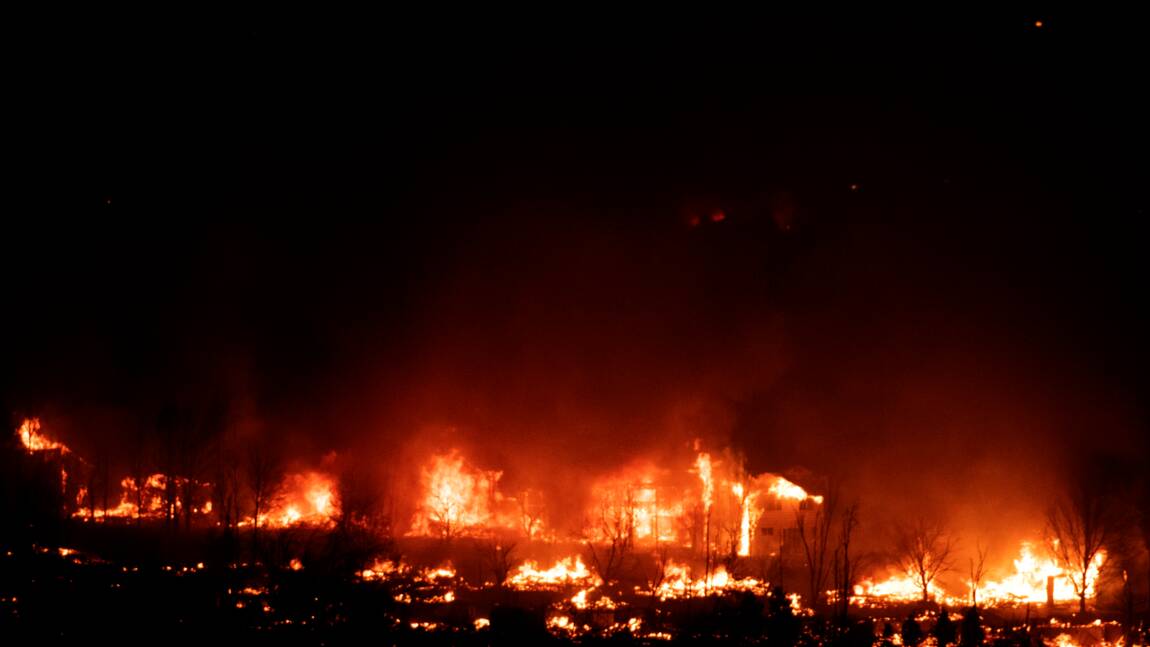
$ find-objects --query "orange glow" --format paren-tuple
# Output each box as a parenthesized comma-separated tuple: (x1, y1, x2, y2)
(261, 471, 338, 528)
(408, 450, 509, 537)
(975, 542, 1105, 605)
(654, 559, 768, 599)
(507, 556, 599, 589)
(17, 418, 66, 453)
(732, 483, 753, 556)
(577, 447, 823, 556)
(694, 453, 714, 510)
(586, 465, 683, 544)
(851, 571, 949, 605)
(767, 476, 823, 504)
(359, 559, 406, 581)
(75, 473, 210, 521)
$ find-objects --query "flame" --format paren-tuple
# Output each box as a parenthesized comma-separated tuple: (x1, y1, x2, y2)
(547, 615, 579, 636)
(852, 571, 949, 604)
(732, 483, 754, 556)
(17, 418, 67, 453)
(507, 556, 600, 589)
(359, 559, 406, 581)
(975, 542, 1106, 605)
(654, 559, 768, 599)
(408, 450, 512, 537)
(262, 471, 338, 528)
(694, 453, 714, 510)
(419, 564, 457, 582)
(402, 446, 822, 556)
(74, 473, 212, 521)
(768, 476, 822, 504)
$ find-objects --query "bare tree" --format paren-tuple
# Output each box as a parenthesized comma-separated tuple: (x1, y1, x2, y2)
(647, 544, 672, 599)
(833, 500, 861, 619)
(585, 486, 636, 584)
(517, 489, 545, 540)
(329, 464, 393, 575)
(156, 406, 181, 528)
(1046, 481, 1113, 614)
(247, 442, 284, 553)
(481, 539, 516, 589)
(968, 541, 988, 607)
(893, 517, 955, 604)
(126, 427, 153, 526)
(795, 485, 840, 611)
(211, 428, 242, 536)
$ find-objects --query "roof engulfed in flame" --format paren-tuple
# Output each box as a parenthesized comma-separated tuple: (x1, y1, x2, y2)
(767, 476, 823, 504)
(18, 418, 67, 453)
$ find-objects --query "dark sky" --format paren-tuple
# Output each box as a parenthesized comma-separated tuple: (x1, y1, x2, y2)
(4, 11, 1148, 552)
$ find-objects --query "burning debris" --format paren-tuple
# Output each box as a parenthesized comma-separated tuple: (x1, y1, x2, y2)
(507, 556, 599, 589)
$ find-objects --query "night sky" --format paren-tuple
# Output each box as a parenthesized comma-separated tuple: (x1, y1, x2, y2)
(5, 12, 1148, 549)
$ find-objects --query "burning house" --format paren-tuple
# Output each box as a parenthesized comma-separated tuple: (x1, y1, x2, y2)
(4, 19, 1149, 643)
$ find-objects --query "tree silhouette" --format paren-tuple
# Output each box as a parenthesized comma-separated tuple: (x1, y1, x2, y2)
(1045, 479, 1114, 614)
(968, 541, 988, 607)
(833, 500, 861, 619)
(585, 486, 635, 584)
(795, 483, 844, 611)
(247, 441, 284, 554)
(893, 517, 955, 604)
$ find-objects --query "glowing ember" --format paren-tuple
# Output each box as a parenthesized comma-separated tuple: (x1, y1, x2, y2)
(418, 564, 457, 582)
(547, 614, 580, 636)
(73, 473, 212, 521)
(359, 559, 406, 581)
